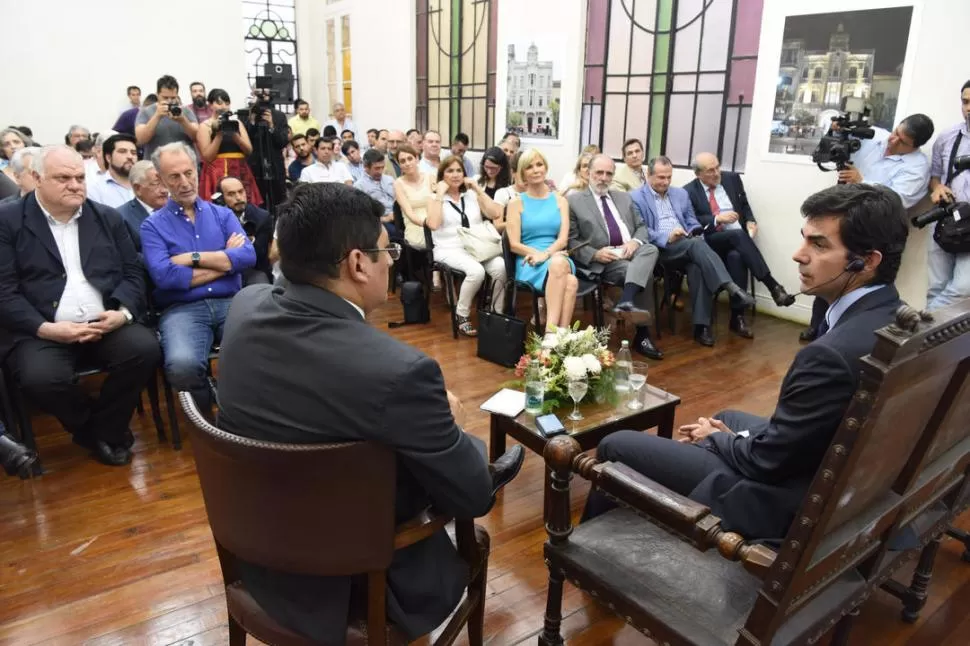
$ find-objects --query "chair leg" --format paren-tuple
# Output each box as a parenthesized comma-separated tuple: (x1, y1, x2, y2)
(653, 280, 662, 339)
(227, 613, 247, 645)
(533, 293, 544, 336)
(466, 553, 489, 646)
(12, 385, 42, 476)
(162, 376, 182, 450)
(749, 273, 757, 320)
(445, 272, 460, 339)
(946, 526, 970, 562)
(901, 535, 943, 623)
(829, 608, 859, 646)
(538, 568, 566, 646)
(145, 375, 167, 444)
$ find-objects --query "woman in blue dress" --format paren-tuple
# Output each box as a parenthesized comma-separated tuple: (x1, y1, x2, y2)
(505, 149, 579, 336)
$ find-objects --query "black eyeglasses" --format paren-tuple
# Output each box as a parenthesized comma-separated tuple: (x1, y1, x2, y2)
(338, 242, 402, 262)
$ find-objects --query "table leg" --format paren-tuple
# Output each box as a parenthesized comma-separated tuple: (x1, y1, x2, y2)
(489, 415, 507, 463)
(657, 406, 676, 439)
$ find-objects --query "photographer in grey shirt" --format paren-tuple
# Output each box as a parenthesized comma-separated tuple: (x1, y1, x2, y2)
(135, 75, 199, 160)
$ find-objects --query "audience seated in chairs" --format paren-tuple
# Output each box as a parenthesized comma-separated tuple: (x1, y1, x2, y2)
(117, 160, 169, 251)
(426, 157, 507, 337)
(0, 146, 41, 205)
(610, 138, 647, 192)
(140, 142, 255, 413)
(568, 154, 662, 359)
(0, 145, 160, 466)
(1, 127, 33, 184)
(505, 149, 578, 339)
(394, 144, 435, 250)
(216, 176, 273, 285)
(584, 183, 909, 541)
(560, 150, 594, 198)
(215, 181, 524, 644)
(685, 152, 796, 339)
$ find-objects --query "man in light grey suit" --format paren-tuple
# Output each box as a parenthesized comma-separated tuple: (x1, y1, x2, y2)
(569, 154, 663, 359)
(216, 182, 524, 644)
(630, 156, 754, 347)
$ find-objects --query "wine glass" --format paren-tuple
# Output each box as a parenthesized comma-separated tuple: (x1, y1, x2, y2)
(627, 362, 648, 410)
(567, 377, 588, 421)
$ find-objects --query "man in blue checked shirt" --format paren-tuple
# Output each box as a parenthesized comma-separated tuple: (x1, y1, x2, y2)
(141, 142, 255, 412)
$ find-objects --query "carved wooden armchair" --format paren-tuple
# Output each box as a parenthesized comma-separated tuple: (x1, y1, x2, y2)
(179, 392, 490, 646)
(539, 302, 970, 646)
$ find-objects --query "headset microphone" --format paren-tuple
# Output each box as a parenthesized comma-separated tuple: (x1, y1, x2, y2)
(795, 257, 865, 296)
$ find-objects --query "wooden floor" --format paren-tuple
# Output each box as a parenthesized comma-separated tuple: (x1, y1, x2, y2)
(2, 292, 969, 646)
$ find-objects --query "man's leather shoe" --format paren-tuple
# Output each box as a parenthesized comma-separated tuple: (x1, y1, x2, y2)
(724, 282, 756, 308)
(694, 325, 715, 347)
(489, 444, 524, 496)
(0, 433, 37, 478)
(633, 332, 664, 360)
(612, 302, 653, 326)
(799, 326, 818, 342)
(770, 284, 796, 307)
(88, 439, 132, 467)
(729, 315, 754, 339)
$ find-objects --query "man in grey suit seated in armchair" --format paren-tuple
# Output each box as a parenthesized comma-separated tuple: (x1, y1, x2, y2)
(568, 154, 663, 360)
(216, 182, 525, 644)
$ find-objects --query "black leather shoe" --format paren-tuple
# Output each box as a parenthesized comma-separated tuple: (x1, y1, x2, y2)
(729, 315, 754, 339)
(612, 302, 653, 326)
(633, 332, 664, 360)
(799, 326, 818, 342)
(770, 284, 796, 307)
(0, 434, 37, 478)
(694, 325, 715, 347)
(91, 440, 133, 467)
(489, 444, 525, 496)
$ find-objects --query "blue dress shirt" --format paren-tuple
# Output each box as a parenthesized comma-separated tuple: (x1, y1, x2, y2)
(141, 198, 256, 308)
(852, 127, 931, 209)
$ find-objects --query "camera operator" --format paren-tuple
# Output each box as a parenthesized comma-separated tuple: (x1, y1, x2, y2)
(135, 75, 199, 160)
(244, 88, 289, 213)
(925, 80, 970, 310)
(196, 89, 261, 206)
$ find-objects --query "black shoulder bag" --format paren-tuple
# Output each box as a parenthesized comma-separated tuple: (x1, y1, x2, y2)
(933, 133, 970, 253)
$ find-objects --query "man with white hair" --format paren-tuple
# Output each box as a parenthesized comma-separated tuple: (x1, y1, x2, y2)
(64, 125, 90, 147)
(0, 147, 40, 205)
(117, 160, 169, 250)
(140, 142, 256, 414)
(324, 102, 358, 142)
(0, 145, 160, 467)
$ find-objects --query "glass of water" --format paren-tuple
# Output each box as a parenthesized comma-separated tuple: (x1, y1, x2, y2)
(567, 377, 588, 421)
(627, 362, 648, 410)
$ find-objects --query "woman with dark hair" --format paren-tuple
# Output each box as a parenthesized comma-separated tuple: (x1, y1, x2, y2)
(0, 127, 32, 180)
(426, 157, 507, 336)
(197, 89, 261, 204)
(475, 146, 512, 199)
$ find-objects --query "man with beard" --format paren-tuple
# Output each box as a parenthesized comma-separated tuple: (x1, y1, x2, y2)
(87, 134, 137, 208)
(286, 134, 314, 182)
(185, 81, 214, 122)
(217, 175, 273, 284)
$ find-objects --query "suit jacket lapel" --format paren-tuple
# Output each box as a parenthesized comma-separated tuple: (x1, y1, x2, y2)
(22, 195, 64, 268)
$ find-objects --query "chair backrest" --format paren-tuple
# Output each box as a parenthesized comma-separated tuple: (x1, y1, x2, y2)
(500, 232, 516, 280)
(180, 392, 397, 578)
(741, 301, 970, 642)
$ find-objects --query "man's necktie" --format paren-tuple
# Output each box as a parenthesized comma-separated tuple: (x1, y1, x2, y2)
(600, 195, 624, 247)
(708, 187, 724, 232)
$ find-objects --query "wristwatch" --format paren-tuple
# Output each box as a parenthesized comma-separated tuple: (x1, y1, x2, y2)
(191, 252, 201, 268)
(119, 306, 134, 325)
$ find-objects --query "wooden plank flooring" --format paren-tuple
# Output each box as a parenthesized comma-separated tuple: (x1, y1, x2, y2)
(1, 292, 968, 645)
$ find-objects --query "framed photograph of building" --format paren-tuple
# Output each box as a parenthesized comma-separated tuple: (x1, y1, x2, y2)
(504, 5, 564, 140)
(768, 6, 914, 157)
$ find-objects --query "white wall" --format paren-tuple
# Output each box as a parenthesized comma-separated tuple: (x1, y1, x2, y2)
(742, 0, 970, 322)
(0, 0, 248, 146)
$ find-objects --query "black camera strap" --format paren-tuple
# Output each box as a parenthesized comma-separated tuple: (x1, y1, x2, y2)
(946, 132, 963, 186)
(447, 195, 470, 228)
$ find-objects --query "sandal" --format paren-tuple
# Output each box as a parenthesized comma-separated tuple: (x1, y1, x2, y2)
(457, 316, 478, 337)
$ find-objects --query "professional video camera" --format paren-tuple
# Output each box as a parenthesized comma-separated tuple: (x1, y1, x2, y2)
(812, 96, 876, 173)
(215, 110, 240, 136)
(912, 200, 970, 229)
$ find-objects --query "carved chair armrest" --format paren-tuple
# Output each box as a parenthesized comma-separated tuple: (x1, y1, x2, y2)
(394, 507, 453, 550)
(543, 435, 776, 578)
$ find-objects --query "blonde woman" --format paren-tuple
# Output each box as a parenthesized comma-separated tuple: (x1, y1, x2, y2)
(506, 149, 578, 334)
(393, 144, 434, 249)
(561, 152, 594, 197)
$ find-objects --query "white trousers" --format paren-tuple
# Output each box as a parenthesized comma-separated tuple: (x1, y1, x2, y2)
(433, 247, 507, 316)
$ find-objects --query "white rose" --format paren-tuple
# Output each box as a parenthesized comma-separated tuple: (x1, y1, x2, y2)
(581, 353, 601, 375)
(563, 356, 587, 381)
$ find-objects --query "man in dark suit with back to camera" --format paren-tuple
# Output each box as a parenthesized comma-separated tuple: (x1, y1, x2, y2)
(0, 145, 160, 467)
(584, 183, 907, 540)
(216, 182, 524, 644)
(685, 152, 796, 339)
(569, 154, 663, 359)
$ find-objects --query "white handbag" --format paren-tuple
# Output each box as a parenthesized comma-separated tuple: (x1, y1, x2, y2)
(457, 222, 502, 262)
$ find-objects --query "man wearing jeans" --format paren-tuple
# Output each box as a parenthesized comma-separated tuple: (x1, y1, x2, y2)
(141, 142, 255, 410)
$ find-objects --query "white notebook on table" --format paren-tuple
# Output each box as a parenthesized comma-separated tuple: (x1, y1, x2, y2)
(480, 388, 526, 417)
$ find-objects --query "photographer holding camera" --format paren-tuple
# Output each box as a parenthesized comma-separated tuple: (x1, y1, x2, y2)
(923, 80, 970, 310)
(244, 88, 289, 214)
(196, 89, 261, 206)
(135, 75, 199, 160)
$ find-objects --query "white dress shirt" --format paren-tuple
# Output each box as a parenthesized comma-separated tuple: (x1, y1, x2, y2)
(136, 198, 155, 215)
(299, 161, 354, 184)
(590, 188, 637, 245)
(419, 157, 440, 176)
(37, 197, 106, 323)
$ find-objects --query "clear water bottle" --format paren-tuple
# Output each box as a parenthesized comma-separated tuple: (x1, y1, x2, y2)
(525, 358, 545, 415)
(615, 340, 632, 393)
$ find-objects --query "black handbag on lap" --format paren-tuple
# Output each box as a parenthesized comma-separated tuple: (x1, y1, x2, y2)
(476, 309, 526, 367)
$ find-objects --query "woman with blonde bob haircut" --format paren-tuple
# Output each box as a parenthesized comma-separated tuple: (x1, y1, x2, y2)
(506, 148, 578, 340)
